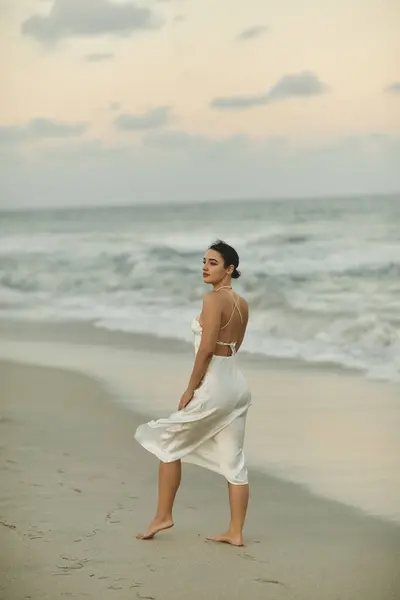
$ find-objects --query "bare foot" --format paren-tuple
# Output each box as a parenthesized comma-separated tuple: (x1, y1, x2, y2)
(136, 518, 174, 540)
(206, 531, 244, 547)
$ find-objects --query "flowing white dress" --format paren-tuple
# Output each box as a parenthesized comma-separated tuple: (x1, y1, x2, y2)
(134, 306, 251, 485)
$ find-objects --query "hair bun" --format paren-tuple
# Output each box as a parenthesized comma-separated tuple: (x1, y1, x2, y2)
(208, 239, 241, 279)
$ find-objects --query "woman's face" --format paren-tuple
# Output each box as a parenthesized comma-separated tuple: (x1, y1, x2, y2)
(202, 249, 231, 284)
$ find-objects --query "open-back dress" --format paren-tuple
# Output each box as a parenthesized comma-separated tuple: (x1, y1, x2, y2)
(134, 294, 251, 484)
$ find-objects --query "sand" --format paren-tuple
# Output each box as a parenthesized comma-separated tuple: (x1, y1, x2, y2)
(1, 359, 400, 600)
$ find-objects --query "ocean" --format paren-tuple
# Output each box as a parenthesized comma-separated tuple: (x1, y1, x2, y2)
(1, 193, 400, 524)
(1, 194, 400, 382)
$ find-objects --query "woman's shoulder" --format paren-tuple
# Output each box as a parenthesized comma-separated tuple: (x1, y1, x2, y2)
(211, 290, 249, 311)
(232, 289, 247, 304)
(201, 291, 219, 307)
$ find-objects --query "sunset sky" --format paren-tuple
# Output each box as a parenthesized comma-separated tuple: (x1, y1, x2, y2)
(1, 0, 399, 208)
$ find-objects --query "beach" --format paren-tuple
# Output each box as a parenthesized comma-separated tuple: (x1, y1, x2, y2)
(1, 1, 399, 594)
(1, 333, 400, 600)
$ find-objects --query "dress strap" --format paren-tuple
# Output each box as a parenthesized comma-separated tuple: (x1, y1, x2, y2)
(215, 340, 237, 355)
(219, 292, 243, 330)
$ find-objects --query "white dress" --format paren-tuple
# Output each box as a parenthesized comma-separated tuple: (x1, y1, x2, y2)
(134, 304, 251, 485)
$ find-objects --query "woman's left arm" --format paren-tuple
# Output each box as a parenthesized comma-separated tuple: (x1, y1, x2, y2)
(179, 293, 221, 410)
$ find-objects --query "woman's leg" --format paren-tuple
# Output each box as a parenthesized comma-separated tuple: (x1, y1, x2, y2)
(228, 481, 249, 540)
(205, 415, 249, 546)
(206, 482, 249, 546)
(136, 459, 181, 540)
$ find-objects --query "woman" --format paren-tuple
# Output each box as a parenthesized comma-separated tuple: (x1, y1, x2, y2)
(135, 239, 251, 546)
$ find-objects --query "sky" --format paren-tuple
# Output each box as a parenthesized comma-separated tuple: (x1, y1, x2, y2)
(1, 0, 399, 208)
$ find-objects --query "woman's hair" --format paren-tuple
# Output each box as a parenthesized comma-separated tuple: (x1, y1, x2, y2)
(208, 239, 241, 279)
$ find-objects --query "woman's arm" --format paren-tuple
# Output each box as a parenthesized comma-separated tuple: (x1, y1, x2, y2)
(179, 293, 221, 408)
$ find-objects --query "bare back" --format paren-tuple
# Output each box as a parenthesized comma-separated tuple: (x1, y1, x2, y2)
(200, 289, 249, 356)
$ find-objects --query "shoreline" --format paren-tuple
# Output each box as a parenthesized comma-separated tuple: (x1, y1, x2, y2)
(1, 319, 400, 527)
(2, 354, 400, 530)
(1, 359, 400, 600)
(0, 317, 378, 379)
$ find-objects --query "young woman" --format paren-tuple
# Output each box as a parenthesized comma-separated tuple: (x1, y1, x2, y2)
(135, 239, 251, 546)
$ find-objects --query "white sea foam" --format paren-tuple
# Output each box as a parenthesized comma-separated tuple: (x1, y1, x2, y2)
(1, 195, 399, 381)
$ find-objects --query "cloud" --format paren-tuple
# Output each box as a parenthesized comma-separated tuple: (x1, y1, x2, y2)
(235, 25, 269, 42)
(0, 118, 88, 143)
(267, 71, 330, 101)
(114, 106, 172, 131)
(84, 52, 114, 62)
(385, 82, 400, 94)
(21, 0, 162, 44)
(211, 92, 269, 110)
(210, 70, 329, 110)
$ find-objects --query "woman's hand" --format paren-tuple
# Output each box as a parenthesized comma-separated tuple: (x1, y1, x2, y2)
(178, 388, 194, 411)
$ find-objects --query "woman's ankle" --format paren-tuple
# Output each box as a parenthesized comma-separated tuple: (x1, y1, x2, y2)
(155, 513, 173, 522)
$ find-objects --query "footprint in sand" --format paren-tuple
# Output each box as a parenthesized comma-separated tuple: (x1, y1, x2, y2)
(255, 577, 286, 587)
(56, 555, 88, 571)
(56, 562, 84, 571)
(85, 528, 100, 537)
(239, 552, 268, 564)
(146, 564, 156, 573)
(0, 520, 16, 530)
(27, 532, 43, 540)
(108, 585, 123, 590)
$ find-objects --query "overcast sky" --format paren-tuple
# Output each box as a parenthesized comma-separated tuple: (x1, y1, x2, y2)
(1, 0, 399, 208)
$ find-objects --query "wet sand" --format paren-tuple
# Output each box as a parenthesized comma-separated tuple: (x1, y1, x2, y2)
(1, 359, 400, 600)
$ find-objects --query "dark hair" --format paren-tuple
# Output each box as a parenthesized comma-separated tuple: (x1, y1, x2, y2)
(208, 239, 241, 279)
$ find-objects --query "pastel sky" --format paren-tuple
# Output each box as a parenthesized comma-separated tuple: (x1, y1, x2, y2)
(1, 0, 399, 208)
